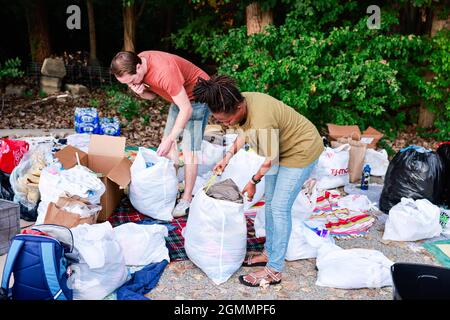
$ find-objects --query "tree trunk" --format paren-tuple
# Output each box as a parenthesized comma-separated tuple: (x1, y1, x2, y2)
(418, 8, 450, 128)
(246, 2, 273, 36)
(123, 3, 136, 52)
(24, 0, 52, 63)
(86, 0, 98, 65)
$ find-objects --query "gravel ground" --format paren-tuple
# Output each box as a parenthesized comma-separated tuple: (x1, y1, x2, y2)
(146, 208, 442, 301)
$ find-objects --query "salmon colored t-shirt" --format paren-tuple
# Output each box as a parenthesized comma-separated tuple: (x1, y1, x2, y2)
(138, 51, 209, 103)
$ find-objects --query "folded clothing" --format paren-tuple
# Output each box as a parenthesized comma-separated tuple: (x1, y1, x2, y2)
(205, 178, 243, 203)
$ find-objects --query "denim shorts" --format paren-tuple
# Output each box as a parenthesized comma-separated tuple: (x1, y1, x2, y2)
(163, 102, 210, 152)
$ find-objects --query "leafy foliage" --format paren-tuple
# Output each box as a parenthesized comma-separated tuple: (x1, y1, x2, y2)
(0, 57, 24, 80)
(173, 1, 449, 141)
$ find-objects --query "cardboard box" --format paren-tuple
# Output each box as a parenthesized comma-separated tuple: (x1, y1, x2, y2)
(44, 194, 100, 228)
(327, 124, 361, 141)
(361, 126, 384, 149)
(327, 124, 383, 149)
(55, 135, 131, 222)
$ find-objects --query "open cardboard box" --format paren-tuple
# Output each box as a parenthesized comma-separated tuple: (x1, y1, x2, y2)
(327, 124, 383, 149)
(54, 135, 131, 222)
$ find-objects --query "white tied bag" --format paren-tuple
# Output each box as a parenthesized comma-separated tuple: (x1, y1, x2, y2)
(220, 149, 265, 210)
(183, 188, 247, 285)
(315, 243, 394, 289)
(129, 148, 178, 221)
(311, 144, 350, 190)
(68, 222, 129, 300)
(383, 198, 442, 241)
(114, 223, 170, 266)
(364, 148, 389, 176)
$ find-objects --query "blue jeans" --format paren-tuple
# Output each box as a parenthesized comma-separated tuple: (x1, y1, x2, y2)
(264, 160, 318, 272)
(163, 102, 210, 152)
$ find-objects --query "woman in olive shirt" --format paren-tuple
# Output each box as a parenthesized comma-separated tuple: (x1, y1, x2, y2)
(194, 75, 323, 287)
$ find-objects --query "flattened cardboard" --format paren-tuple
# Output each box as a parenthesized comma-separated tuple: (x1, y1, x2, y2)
(327, 124, 361, 141)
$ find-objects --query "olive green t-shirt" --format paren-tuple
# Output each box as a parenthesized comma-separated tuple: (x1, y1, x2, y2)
(237, 92, 323, 168)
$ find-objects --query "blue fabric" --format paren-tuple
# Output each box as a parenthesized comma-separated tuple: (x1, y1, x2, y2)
(116, 260, 169, 300)
(136, 218, 177, 232)
(1, 239, 24, 294)
(264, 160, 318, 272)
(400, 145, 431, 153)
(41, 242, 66, 300)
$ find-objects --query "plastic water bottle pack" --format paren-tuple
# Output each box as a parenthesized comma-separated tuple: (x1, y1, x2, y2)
(99, 117, 121, 136)
(75, 108, 99, 134)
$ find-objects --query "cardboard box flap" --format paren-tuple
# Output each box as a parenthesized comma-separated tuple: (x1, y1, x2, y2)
(327, 124, 361, 141)
(88, 134, 126, 158)
(107, 157, 131, 188)
(55, 145, 88, 169)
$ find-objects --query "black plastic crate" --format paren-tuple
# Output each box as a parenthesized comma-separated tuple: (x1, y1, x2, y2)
(0, 199, 20, 255)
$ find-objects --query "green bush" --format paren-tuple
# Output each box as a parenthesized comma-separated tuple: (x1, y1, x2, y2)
(173, 1, 449, 141)
(0, 57, 24, 80)
(107, 90, 144, 120)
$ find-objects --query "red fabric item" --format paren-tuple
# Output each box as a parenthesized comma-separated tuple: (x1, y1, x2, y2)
(0, 138, 29, 174)
(21, 229, 50, 237)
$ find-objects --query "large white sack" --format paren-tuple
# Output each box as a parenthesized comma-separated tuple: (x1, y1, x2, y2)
(129, 148, 178, 221)
(113, 223, 170, 266)
(315, 243, 394, 289)
(220, 149, 265, 210)
(183, 189, 247, 285)
(383, 198, 442, 242)
(311, 144, 350, 190)
(255, 187, 317, 238)
(68, 222, 129, 300)
(364, 148, 389, 176)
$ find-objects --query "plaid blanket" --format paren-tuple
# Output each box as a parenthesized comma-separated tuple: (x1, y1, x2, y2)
(108, 196, 266, 261)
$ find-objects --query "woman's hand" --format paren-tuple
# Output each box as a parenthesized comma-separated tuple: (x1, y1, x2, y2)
(213, 157, 229, 175)
(242, 182, 256, 202)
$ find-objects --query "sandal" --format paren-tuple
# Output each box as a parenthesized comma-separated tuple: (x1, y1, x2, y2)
(242, 250, 268, 267)
(239, 266, 282, 287)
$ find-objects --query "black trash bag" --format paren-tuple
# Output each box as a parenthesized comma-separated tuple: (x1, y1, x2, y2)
(0, 171, 14, 201)
(379, 146, 444, 214)
(19, 202, 39, 222)
(437, 142, 450, 207)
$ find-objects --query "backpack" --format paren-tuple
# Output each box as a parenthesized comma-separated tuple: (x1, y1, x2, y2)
(0, 225, 75, 300)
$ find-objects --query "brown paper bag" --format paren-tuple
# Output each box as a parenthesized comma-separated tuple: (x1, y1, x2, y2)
(361, 126, 384, 149)
(331, 137, 367, 183)
(327, 124, 361, 141)
(44, 194, 100, 228)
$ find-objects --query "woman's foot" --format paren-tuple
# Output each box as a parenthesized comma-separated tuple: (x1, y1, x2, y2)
(242, 251, 268, 267)
(239, 266, 282, 287)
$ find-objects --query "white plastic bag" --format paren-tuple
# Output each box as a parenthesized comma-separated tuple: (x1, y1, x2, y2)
(129, 148, 178, 221)
(220, 149, 265, 210)
(315, 243, 394, 289)
(113, 223, 170, 266)
(68, 222, 129, 300)
(253, 205, 266, 238)
(36, 164, 105, 224)
(337, 194, 374, 213)
(183, 188, 247, 285)
(198, 141, 225, 176)
(286, 222, 335, 261)
(364, 149, 389, 176)
(383, 198, 442, 241)
(311, 145, 350, 190)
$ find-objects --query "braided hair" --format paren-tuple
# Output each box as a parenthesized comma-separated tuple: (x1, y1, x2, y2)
(193, 75, 244, 114)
